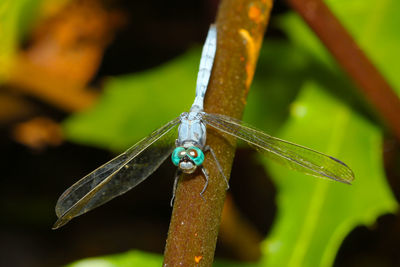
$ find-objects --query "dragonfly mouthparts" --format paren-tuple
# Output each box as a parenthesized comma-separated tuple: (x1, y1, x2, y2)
(179, 160, 197, 173)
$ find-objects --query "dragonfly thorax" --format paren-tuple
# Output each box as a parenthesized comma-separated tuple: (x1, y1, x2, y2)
(177, 112, 206, 148)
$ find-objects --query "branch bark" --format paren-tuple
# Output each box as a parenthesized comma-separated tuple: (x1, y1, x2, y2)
(287, 0, 400, 140)
(163, 0, 273, 266)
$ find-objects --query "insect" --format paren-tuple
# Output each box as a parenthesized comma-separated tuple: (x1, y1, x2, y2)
(53, 25, 354, 229)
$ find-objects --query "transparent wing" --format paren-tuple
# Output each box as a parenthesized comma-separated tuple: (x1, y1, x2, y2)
(202, 113, 354, 183)
(53, 117, 180, 229)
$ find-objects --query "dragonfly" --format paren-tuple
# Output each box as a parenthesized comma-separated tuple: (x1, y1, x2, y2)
(53, 25, 354, 229)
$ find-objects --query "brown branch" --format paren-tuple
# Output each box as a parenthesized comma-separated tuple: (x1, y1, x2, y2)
(163, 0, 273, 266)
(287, 0, 400, 140)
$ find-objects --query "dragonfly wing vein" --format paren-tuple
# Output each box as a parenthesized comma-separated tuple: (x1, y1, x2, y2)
(202, 113, 354, 183)
(53, 117, 180, 229)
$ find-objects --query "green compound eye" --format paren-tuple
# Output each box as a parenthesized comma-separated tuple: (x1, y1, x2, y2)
(171, 147, 186, 166)
(186, 146, 204, 166)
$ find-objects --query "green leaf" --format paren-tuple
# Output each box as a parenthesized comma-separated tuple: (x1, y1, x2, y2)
(67, 250, 162, 267)
(259, 83, 397, 267)
(63, 49, 200, 151)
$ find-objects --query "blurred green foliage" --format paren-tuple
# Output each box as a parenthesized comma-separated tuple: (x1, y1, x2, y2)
(0, 0, 42, 80)
(67, 251, 161, 267)
(325, 0, 400, 94)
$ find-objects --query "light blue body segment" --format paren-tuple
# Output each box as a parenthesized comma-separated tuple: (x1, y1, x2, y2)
(176, 112, 206, 148)
(191, 25, 217, 112)
(172, 25, 217, 172)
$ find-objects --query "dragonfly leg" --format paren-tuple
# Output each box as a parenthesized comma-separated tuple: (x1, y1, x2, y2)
(200, 167, 209, 201)
(170, 169, 182, 207)
(204, 145, 229, 190)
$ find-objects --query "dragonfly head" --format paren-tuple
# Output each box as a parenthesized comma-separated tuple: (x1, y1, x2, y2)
(171, 146, 204, 173)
